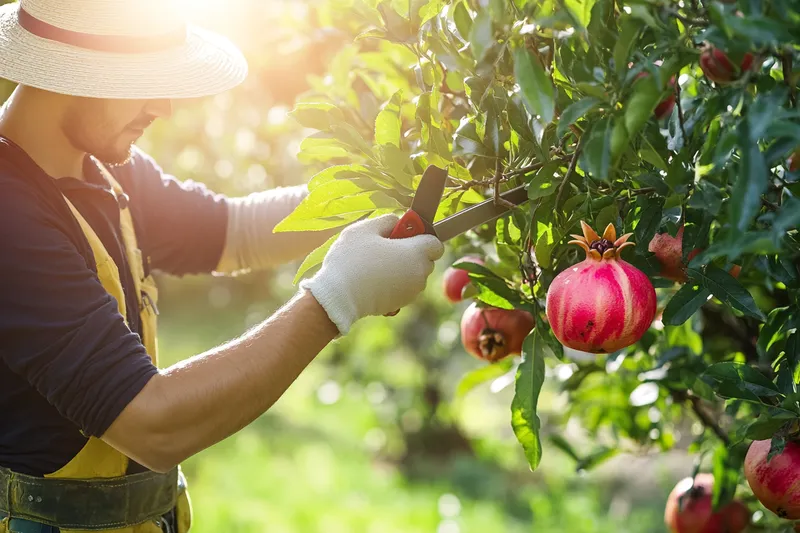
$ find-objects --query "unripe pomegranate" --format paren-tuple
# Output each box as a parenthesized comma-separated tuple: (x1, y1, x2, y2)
(744, 438, 800, 519)
(460, 302, 534, 362)
(545, 221, 656, 354)
(699, 46, 755, 84)
(649, 226, 741, 283)
(635, 72, 677, 119)
(443, 256, 484, 302)
(664, 473, 750, 533)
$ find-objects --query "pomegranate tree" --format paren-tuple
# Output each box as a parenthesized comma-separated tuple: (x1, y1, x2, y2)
(275, 0, 797, 528)
(545, 221, 656, 353)
(664, 474, 750, 533)
(460, 302, 534, 362)
(744, 439, 800, 519)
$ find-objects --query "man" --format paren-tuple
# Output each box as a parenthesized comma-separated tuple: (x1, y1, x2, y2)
(0, 1, 444, 532)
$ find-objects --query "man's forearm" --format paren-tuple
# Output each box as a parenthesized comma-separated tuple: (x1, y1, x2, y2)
(214, 186, 340, 275)
(103, 289, 339, 472)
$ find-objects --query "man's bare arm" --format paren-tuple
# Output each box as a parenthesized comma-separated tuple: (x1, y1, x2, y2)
(102, 290, 339, 472)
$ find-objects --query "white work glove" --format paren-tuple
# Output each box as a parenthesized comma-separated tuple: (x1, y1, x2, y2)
(300, 214, 444, 335)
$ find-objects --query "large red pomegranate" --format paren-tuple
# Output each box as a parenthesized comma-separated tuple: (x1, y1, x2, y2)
(635, 71, 676, 120)
(460, 302, 534, 362)
(699, 46, 755, 84)
(545, 221, 656, 354)
(744, 438, 800, 519)
(664, 473, 750, 533)
(443, 256, 485, 303)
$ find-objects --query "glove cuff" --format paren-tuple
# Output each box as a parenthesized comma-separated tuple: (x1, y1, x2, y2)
(300, 275, 359, 335)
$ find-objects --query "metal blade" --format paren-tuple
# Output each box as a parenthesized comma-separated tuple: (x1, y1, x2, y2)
(434, 184, 528, 242)
(410, 165, 448, 225)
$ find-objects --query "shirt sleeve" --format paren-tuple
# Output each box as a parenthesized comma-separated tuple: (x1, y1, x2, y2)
(116, 147, 230, 276)
(0, 178, 159, 438)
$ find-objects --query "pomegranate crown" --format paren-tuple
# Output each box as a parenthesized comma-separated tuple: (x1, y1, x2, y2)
(569, 221, 635, 260)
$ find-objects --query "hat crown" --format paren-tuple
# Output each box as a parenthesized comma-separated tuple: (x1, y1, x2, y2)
(20, 0, 185, 37)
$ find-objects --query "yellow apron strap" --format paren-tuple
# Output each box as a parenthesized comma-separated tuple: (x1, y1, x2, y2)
(63, 199, 127, 320)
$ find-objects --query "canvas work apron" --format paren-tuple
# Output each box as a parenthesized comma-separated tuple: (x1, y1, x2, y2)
(0, 161, 192, 533)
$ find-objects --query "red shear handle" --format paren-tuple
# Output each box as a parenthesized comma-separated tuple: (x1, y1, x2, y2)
(385, 210, 427, 317)
(389, 210, 426, 240)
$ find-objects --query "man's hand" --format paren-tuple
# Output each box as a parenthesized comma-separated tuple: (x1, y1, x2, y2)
(301, 214, 445, 334)
(102, 213, 443, 473)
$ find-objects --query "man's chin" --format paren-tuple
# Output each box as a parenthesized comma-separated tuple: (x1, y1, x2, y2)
(92, 145, 134, 167)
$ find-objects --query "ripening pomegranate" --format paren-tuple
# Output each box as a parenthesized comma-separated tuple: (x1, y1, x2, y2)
(699, 46, 755, 84)
(545, 221, 656, 354)
(744, 439, 800, 519)
(788, 148, 800, 172)
(648, 227, 702, 283)
(664, 473, 750, 533)
(649, 226, 741, 283)
(443, 256, 484, 302)
(635, 71, 677, 120)
(460, 302, 534, 362)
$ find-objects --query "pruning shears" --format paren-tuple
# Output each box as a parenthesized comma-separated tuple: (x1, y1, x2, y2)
(388, 164, 529, 242)
(383, 165, 529, 317)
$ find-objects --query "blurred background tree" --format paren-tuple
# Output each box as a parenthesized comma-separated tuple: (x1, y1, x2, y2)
(0, 0, 750, 531)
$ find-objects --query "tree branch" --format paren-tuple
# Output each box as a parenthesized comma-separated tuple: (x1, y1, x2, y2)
(554, 137, 584, 209)
(675, 79, 688, 143)
(670, 389, 730, 446)
(493, 159, 517, 209)
(783, 49, 796, 108)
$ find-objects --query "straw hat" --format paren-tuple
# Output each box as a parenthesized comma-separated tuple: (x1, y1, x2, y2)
(0, 0, 248, 99)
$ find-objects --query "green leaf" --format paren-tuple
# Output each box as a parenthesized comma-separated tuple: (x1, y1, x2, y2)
(511, 331, 547, 471)
(527, 170, 559, 199)
(453, 0, 473, 40)
(274, 180, 403, 232)
(688, 265, 766, 321)
(418, 0, 444, 25)
(711, 443, 741, 509)
(758, 307, 792, 359)
(701, 362, 781, 403)
(289, 102, 344, 131)
(595, 203, 618, 232)
(556, 97, 601, 138)
(634, 196, 664, 249)
(513, 47, 555, 124)
(769, 435, 787, 462)
(662, 284, 711, 326)
(613, 16, 640, 77)
(469, 8, 493, 61)
(548, 434, 580, 462)
(456, 358, 515, 398)
(582, 117, 612, 180)
(564, 0, 597, 28)
(375, 90, 403, 147)
(292, 231, 340, 285)
(729, 119, 768, 232)
(452, 260, 525, 309)
(624, 74, 661, 141)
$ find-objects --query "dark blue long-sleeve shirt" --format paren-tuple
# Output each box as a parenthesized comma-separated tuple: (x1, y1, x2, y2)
(0, 137, 229, 476)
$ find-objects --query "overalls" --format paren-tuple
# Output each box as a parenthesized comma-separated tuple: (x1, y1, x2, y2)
(0, 161, 192, 533)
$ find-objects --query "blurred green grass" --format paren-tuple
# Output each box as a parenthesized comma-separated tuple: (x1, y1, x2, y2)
(156, 287, 675, 533)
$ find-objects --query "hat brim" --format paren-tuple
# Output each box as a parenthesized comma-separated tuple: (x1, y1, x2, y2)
(0, 2, 248, 99)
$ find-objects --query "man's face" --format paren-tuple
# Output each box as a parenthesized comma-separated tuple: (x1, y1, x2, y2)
(61, 97, 172, 165)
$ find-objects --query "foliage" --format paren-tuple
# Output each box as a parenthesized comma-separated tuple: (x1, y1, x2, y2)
(276, 0, 800, 529)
